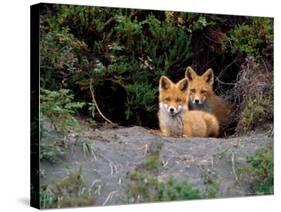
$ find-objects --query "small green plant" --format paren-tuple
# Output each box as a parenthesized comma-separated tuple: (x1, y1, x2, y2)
(40, 141, 65, 164)
(143, 154, 161, 170)
(128, 141, 201, 203)
(40, 88, 85, 133)
(202, 173, 220, 198)
(158, 177, 202, 201)
(241, 147, 273, 194)
(40, 88, 86, 164)
(239, 93, 273, 132)
(40, 169, 95, 208)
(128, 172, 201, 203)
(40, 185, 57, 208)
(143, 141, 163, 170)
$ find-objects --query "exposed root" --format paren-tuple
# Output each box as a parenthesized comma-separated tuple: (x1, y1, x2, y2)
(90, 79, 115, 125)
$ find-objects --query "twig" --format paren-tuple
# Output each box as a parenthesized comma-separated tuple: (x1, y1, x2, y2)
(215, 76, 236, 86)
(96, 151, 118, 176)
(91, 179, 102, 195)
(102, 191, 119, 206)
(218, 54, 241, 78)
(89, 79, 115, 125)
(231, 151, 239, 183)
(214, 148, 230, 159)
(109, 161, 118, 176)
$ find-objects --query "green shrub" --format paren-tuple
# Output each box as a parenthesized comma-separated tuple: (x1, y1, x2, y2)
(158, 178, 202, 201)
(40, 169, 95, 208)
(40, 27, 90, 89)
(239, 92, 273, 132)
(234, 58, 273, 133)
(39, 5, 273, 131)
(40, 88, 86, 164)
(40, 6, 192, 126)
(40, 141, 65, 164)
(230, 17, 273, 58)
(40, 88, 85, 133)
(202, 173, 220, 198)
(241, 147, 273, 194)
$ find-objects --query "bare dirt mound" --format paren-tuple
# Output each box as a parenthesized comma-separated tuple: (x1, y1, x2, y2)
(41, 126, 273, 206)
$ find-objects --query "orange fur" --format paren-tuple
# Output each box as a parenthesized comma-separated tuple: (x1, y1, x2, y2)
(158, 76, 219, 137)
(185, 66, 231, 128)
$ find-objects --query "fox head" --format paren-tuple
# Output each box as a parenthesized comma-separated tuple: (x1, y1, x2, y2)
(159, 76, 189, 116)
(185, 66, 214, 105)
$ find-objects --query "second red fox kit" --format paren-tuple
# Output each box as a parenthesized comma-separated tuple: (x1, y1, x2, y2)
(158, 76, 219, 137)
(185, 66, 231, 128)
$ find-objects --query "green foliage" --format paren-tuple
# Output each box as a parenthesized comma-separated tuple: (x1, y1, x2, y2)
(40, 27, 89, 89)
(40, 88, 86, 164)
(128, 141, 201, 203)
(158, 178, 202, 201)
(40, 141, 65, 164)
(125, 83, 157, 120)
(143, 141, 163, 170)
(40, 6, 193, 126)
(230, 17, 273, 58)
(240, 92, 273, 131)
(40, 185, 57, 208)
(128, 172, 201, 203)
(143, 154, 161, 170)
(235, 58, 273, 133)
(242, 147, 273, 194)
(40, 88, 85, 132)
(40, 169, 95, 208)
(40, 4, 273, 130)
(203, 173, 220, 198)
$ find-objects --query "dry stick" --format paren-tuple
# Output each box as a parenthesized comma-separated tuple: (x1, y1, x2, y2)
(102, 191, 119, 206)
(215, 76, 236, 86)
(89, 79, 115, 125)
(231, 151, 239, 183)
(96, 150, 118, 176)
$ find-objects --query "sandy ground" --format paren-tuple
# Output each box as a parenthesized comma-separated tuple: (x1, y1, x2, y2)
(41, 125, 273, 206)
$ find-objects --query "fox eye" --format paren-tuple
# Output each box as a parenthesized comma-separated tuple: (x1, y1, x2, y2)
(165, 97, 171, 102)
(176, 98, 182, 103)
(190, 89, 196, 93)
(200, 90, 207, 94)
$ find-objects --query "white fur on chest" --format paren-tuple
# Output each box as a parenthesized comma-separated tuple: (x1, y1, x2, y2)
(158, 105, 184, 135)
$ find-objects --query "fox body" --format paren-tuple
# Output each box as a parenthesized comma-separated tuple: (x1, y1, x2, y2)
(158, 76, 219, 137)
(185, 67, 231, 128)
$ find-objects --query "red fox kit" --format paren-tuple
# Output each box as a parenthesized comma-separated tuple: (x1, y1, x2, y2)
(185, 66, 231, 128)
(158, 76, 219, 137)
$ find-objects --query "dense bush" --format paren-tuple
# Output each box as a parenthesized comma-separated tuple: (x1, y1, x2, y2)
(40, 169, 95, 208)
(40, 88, 85, 132)
(241, 147, 273, 194)
(39, 4, 273, 131)
(40, 88, 86, 164)
(232, 57, 273, 133)
(230, 17, 273, 59)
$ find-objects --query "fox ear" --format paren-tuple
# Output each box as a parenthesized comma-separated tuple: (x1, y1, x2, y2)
(159, 76, 172, 91)
(185, 66, 197, 81)
(202, 68, 214, 85)
(177, 78, 188, 92)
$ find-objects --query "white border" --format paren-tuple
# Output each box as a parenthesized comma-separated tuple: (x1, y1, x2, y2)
(0, 0, 280, 212)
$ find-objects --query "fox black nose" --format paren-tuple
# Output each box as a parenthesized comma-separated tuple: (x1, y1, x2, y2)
(169, 108, 175, 113)
(195, 99, 200, 104)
